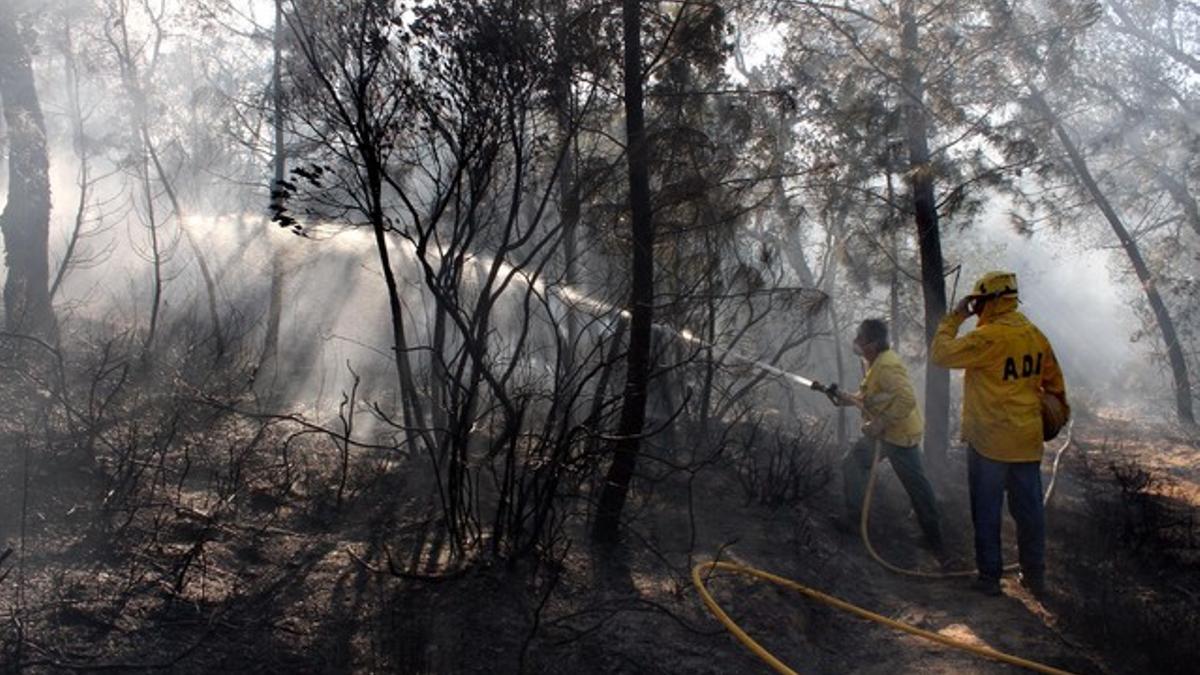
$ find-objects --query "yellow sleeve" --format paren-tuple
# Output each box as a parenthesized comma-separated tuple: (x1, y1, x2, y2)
(930, 313, 1006, 369)
(863, 365, 917, 426)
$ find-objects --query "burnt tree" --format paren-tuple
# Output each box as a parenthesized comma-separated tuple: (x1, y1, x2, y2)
(593, 0, 656, 544)
(0, 6, 56, 339)
(900, 1, 950, 466)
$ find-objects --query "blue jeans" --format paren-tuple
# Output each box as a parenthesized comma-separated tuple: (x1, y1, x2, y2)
(967, 447, 1044, 579)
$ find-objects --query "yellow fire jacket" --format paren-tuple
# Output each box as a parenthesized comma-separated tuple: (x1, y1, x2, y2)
(860, 349, 924, 448)
(931, 297, 1069, 462)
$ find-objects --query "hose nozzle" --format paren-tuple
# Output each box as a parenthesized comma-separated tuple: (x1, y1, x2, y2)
(810, 380, 843, 406)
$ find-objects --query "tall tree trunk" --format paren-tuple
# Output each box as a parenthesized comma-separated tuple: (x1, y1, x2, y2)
(140, 152, 164, 353)
(430, 296, 449, 451)
(258, 0, 287, 391)
(699, 231, 717, 430)
(593, 0, 655, 544)
(1029, 87, 1195, 425)
(900, 3, 950, 468)
(553, 2, 581, 371)
(365, 154, 425, 451)
(0, 8, 56, 340)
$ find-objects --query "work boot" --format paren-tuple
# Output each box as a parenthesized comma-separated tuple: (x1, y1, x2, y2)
(971, 575, 1002, 596)
(1019, 571, 1047, 599)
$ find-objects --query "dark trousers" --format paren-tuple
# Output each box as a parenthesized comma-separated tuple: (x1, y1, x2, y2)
(843, 436, 942, 547)
(967, 447, 1045, 579)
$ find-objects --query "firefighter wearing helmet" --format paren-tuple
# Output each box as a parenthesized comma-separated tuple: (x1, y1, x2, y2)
(931, 271, 1069, 598)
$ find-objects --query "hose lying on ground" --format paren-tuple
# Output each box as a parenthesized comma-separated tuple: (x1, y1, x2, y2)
(691, 428, 1078, 672)
(692, 560, 1077, 675)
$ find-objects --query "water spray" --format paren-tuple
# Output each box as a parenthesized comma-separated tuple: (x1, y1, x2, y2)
(551, 281, 841, 403)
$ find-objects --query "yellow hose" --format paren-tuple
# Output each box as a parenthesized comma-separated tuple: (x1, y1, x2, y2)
(690, 427, 1078, 672)
(691, 560, 1077, 675)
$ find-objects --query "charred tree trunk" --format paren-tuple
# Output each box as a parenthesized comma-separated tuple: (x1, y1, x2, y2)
(1029, 87, 1195, 425)
(553, 2, 581, 369)
(0, 9, 56, 339)
(699, 228, 719, 430)
(593, 0, 655, 544)
(900, 3, 950, 467)
(366, 152, 425, 450)
(140, 152, 164, 353)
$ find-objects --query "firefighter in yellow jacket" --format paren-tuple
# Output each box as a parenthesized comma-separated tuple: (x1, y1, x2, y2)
(839, 319, 944, 555)
(932, 271, 1069, 597)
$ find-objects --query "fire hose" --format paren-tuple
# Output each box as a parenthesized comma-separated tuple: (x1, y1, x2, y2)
(691, 559, 1076, 675)
(807, 377, 1074, 578)
(690, 373, 1076, 672)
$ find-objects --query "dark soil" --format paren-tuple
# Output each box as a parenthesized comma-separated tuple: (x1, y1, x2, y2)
(2, 415, 1197, 673)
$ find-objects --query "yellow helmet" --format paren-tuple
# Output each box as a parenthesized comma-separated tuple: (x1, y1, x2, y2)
(968, 270, 1018, 299)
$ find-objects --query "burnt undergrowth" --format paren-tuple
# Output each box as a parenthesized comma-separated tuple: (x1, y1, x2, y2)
(1050, 436, 1200, 675)
(0, 306, 837, 672)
